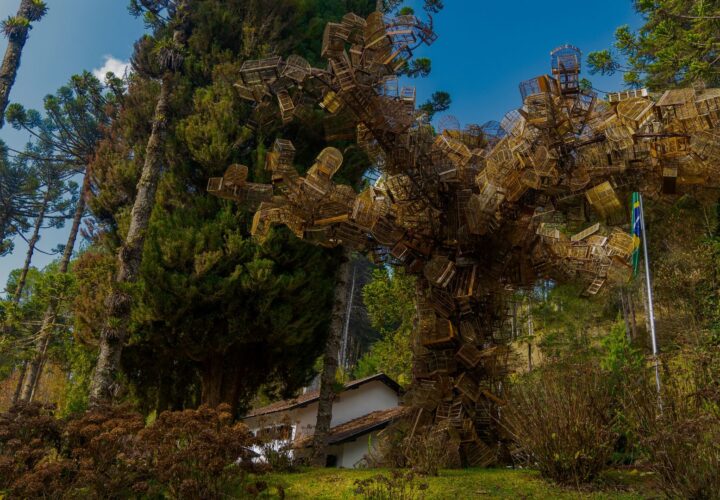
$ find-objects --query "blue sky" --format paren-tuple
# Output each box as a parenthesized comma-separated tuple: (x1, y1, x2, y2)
(0, 0, 641, 290)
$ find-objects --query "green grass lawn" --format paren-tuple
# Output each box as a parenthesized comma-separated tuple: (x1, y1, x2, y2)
(253, 467, 657, 499)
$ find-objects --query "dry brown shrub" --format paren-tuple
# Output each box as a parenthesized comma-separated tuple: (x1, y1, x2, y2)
(135, 403, 258, 497)
(64, 403, 147, 497)
(0, 402, 260, 498)
(503, 362, 618, 485)
(0, 401, 64, 492)
(402, 426, 455, 476)
(625, 349, 720, 499)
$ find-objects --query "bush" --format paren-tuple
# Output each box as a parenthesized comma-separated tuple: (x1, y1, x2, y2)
(503, 362, 618, 485)
(626, 349, 720, 499)
(0, 403, 260, 498)
(137, 404, 258, 497)
(0, 402, 66, 495)
(402, 427, 455, 476)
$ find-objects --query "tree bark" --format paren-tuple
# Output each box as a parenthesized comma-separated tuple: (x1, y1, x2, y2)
(89, 75, 172, 405)
(19, 175, 89, 402)
(11, 363, 26, 404)
(13, 187, 50, 303)
(0, 0, 42, 128)
(199, 354, 241, 415)
(311, 248, 353, 466)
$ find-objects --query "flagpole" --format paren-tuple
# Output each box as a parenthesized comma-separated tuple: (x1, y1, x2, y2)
(638, 193, 662, 398)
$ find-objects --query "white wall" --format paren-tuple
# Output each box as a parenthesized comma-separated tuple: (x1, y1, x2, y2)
(292, 380, 399, 438)
(338, 431, 380, 468)
(245, 380, 399, 467)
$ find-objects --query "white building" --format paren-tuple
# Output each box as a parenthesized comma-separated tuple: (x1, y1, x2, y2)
(243, 373, 405, 468)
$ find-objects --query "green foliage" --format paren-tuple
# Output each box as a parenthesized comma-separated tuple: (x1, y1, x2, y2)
(354, 268, 415, 386)
(1, 16, 30, 38)
(402, 57, 432, 78)
(418, 91, 451, 119)
(0, 264, 75, 377)
(83, 0, 386, 415)
(353, 469, 429, 499)
(600, 318, 644, 377)
(58, 341, 95, 416)
(586, 1, 720, 89)
(0, 143, 35, 256)
(260, 467, 648, 499)
(532, 283, 608, 361)
(622, 348, 720, 498)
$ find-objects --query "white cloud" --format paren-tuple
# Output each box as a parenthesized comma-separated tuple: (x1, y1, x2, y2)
(92, 55, 131, 81)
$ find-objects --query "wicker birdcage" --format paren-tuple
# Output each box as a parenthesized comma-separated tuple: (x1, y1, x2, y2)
(456, 343, 483, 368)
(281, 54, 311, 82)
(585, 181, 623, 220)
(239, 57, 282, 86)
(691, 131, 720, 161)
(519, 75, 558, 101)
(616, 97, 655, 129)
(500, 110, 525, 137)
(568, 167, 591, 191)
(434, 134, 472, 168)
(321, 22, 351, 58)
(607, 88, 648, 103)
(313, 147, 344, 178)
(607, 256, 632, 284)
(550, 45, 581, 95)
(606, 229, 634, 259)
(276, 90, 295, 124)
(319, 90, 343, 114)
(423, 255, 456, 288)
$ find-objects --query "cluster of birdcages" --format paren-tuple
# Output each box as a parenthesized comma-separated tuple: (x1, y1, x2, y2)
(205, 7, 720, 460)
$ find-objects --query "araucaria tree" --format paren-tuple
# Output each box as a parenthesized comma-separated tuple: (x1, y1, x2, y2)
(4, 73, 122, 402)
(0, 0, 47, 127)
(89, 0, 190, 404)
(587, 0, 720, 89)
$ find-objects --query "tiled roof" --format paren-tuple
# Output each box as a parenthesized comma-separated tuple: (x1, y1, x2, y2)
(244, 373, 402, 418)
(293, 406, 408, 448)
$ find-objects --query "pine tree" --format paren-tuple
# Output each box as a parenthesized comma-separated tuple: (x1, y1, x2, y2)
(6, 73, 122, 402)
(587, 0, 720, 89)
(0, 0, 47, 127)
(90, 0, 190, 404)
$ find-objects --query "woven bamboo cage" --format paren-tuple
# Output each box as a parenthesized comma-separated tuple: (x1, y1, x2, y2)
(585, 181, 623, 220)
(550, 45, 581, 95)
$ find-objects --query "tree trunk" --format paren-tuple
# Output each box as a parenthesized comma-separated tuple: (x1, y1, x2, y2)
(11, 363, 27, 405)
(89, 75, 172, 405)
(199, 354, 241, 415)
(0, 0, 41, 128)
(13, 187, 50, 303)
(8, 187, 50, 404)
(311, 248, 353, 467)
(19, 175, 88, 402)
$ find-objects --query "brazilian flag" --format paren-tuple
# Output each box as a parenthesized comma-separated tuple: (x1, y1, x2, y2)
(631, 192, 641, 276)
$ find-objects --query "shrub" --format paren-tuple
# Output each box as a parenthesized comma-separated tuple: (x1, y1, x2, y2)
(0, 402, 65, 493)
(626, 349, 720, 499)
(402, 426, 455, 476)
(503, 362, 618, 485)
(0, 402, 261, 498)
(64, 403, 147, 497)
(365, 417, 412, 469)
(136, 404, 258, 497)
(353, 469, 428, 500)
